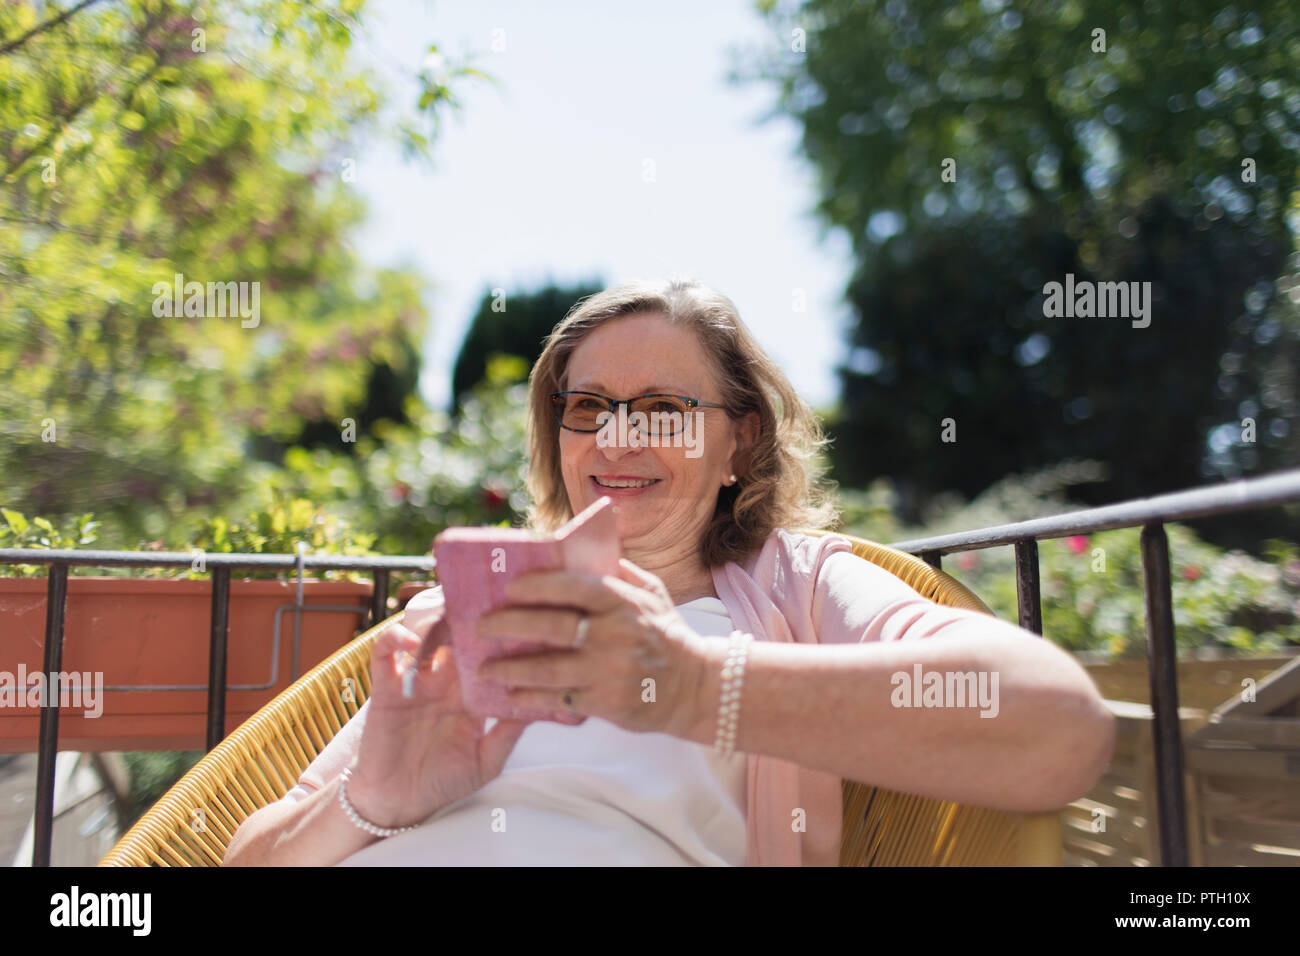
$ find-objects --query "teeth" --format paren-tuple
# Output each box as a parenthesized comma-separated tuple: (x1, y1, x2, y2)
(595, 477, 656, 488)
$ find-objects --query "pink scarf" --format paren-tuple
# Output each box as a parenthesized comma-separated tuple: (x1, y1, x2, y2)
(711, 528, 857, 867)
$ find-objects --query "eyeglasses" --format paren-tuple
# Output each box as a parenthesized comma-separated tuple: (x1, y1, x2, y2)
(550, 390, 726, 436)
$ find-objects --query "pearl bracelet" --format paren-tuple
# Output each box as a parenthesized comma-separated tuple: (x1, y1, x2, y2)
(337, 766, 420, 838)
(714, 631, 754, 758)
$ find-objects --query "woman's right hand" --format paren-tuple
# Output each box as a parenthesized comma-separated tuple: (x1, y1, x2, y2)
(344, 617, 533, 829)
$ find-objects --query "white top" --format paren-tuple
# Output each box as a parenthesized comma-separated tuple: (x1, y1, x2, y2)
(300, 597, 746, 866)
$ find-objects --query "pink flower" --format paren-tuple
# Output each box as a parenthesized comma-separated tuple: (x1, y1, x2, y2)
(1183, 564, 1202, 581)
(1066, 535, 1089, 554)
(955, 551, 977, 571)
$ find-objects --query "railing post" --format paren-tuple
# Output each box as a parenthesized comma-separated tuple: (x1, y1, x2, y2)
(919, 551, 942, 570)
(1140, 522, 1189, 866)
(371, 568, 390, 628)
(1014, 539, 1043, 635)
(33, 562, 69, 867)
(205, 566, 232, 751)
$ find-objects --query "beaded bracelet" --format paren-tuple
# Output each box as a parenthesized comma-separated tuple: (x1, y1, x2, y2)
(337, 766, 420, 838)
(713, 631, 754, 758)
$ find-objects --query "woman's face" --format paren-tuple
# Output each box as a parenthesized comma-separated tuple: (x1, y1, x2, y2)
(558, 313, 753, 562)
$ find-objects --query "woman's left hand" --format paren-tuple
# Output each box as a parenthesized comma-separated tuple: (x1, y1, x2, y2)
(474, 558, 709, 736)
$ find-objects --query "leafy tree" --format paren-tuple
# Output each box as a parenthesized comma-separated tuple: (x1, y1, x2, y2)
(743, 0, 1300, 522)
(836, 199, 1290, 521)
(0, 0, 486, 541)
(280, 332, 422, 456)
(450, 280, 604, 414)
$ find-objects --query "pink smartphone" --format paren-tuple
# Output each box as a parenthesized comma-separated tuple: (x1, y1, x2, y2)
(423, 496, 621, 724)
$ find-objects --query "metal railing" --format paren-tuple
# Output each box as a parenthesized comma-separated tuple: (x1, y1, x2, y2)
(3, 467, 1299, 867)
(0, 549, 435, 867)
(889, 467, 1300, 868)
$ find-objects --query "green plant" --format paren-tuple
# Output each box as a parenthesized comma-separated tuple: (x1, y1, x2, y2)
(838, 462, 1300, 661)
(0, 496, 380, 581)
(182, 494, 379, 581)
(0, 509, 98, 576)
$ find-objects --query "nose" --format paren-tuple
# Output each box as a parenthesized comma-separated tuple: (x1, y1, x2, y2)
(593, 413, 651, 463)
(596, 437, 644, 463)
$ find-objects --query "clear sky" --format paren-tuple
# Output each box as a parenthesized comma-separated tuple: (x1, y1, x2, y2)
(349, 0, 856, 411)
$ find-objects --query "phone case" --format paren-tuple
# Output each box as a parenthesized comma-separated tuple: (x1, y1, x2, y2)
(428, 496, 621, 723)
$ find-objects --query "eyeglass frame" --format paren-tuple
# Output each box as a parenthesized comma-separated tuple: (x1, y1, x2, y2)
(549, 390, 727, 434)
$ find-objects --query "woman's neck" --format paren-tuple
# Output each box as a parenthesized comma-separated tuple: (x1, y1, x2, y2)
(624, 547, 718, 605)
(666, 571, 718, 605)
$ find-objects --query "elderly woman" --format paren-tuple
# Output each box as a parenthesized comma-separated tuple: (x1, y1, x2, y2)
(224, 277, 1115, 867)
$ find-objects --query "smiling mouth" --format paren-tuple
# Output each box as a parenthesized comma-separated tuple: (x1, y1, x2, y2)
(592, 476, 660, 489)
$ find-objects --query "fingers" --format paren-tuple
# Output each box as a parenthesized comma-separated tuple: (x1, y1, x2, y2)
(477, 607, 590, 648)
(372, 621, 421, 666)
(600, 573, 663, 609)
(500, 688, 590, 722)
(502, 568, 625, 614)
(477, 717, 532, 777)
(415, 617, 452, 662)
(414, 643, 460, 698)
(609, 558, 672, 608)
(372, 621, 457, 700)
(372, 622, 422, 699)
(615, 557, 667, 595)
(478, 649, 588, 691)
(485, 568, 660, 646)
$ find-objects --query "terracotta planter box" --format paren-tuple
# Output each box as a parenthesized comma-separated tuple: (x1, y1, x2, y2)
(397, 581, 437, 608)
(0, 577, 372, 752)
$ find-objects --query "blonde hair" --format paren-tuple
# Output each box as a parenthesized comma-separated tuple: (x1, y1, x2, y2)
(525, 277, 839, 568)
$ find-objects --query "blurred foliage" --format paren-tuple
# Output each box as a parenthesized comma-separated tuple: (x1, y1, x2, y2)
(120, 750, 203, 824)
(0, 495, 379, 579)
(0, 507, 98, 574)
(450, 280, 604, 415)
(838, 461, 1300, 659)
(283, 334, 422, 456)
(182, 493, 379, 580)
(217, 353, 533, 555)
(0, 0, 497, 542)
(0, 354, 530, 582)
(745, 0, 1300, 530)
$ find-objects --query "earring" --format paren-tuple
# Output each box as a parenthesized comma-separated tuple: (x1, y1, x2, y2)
(727, 474, 738, 485)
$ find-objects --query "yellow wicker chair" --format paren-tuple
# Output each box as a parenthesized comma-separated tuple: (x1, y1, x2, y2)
(99, 533, 1062, 866)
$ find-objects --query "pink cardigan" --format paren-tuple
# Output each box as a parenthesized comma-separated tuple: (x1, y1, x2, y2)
(292, 527, 1028, 866)
(716, 528, 1041, 865)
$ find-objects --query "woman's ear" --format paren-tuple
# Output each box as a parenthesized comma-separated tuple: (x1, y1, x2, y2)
(728, 410, 760, 479)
